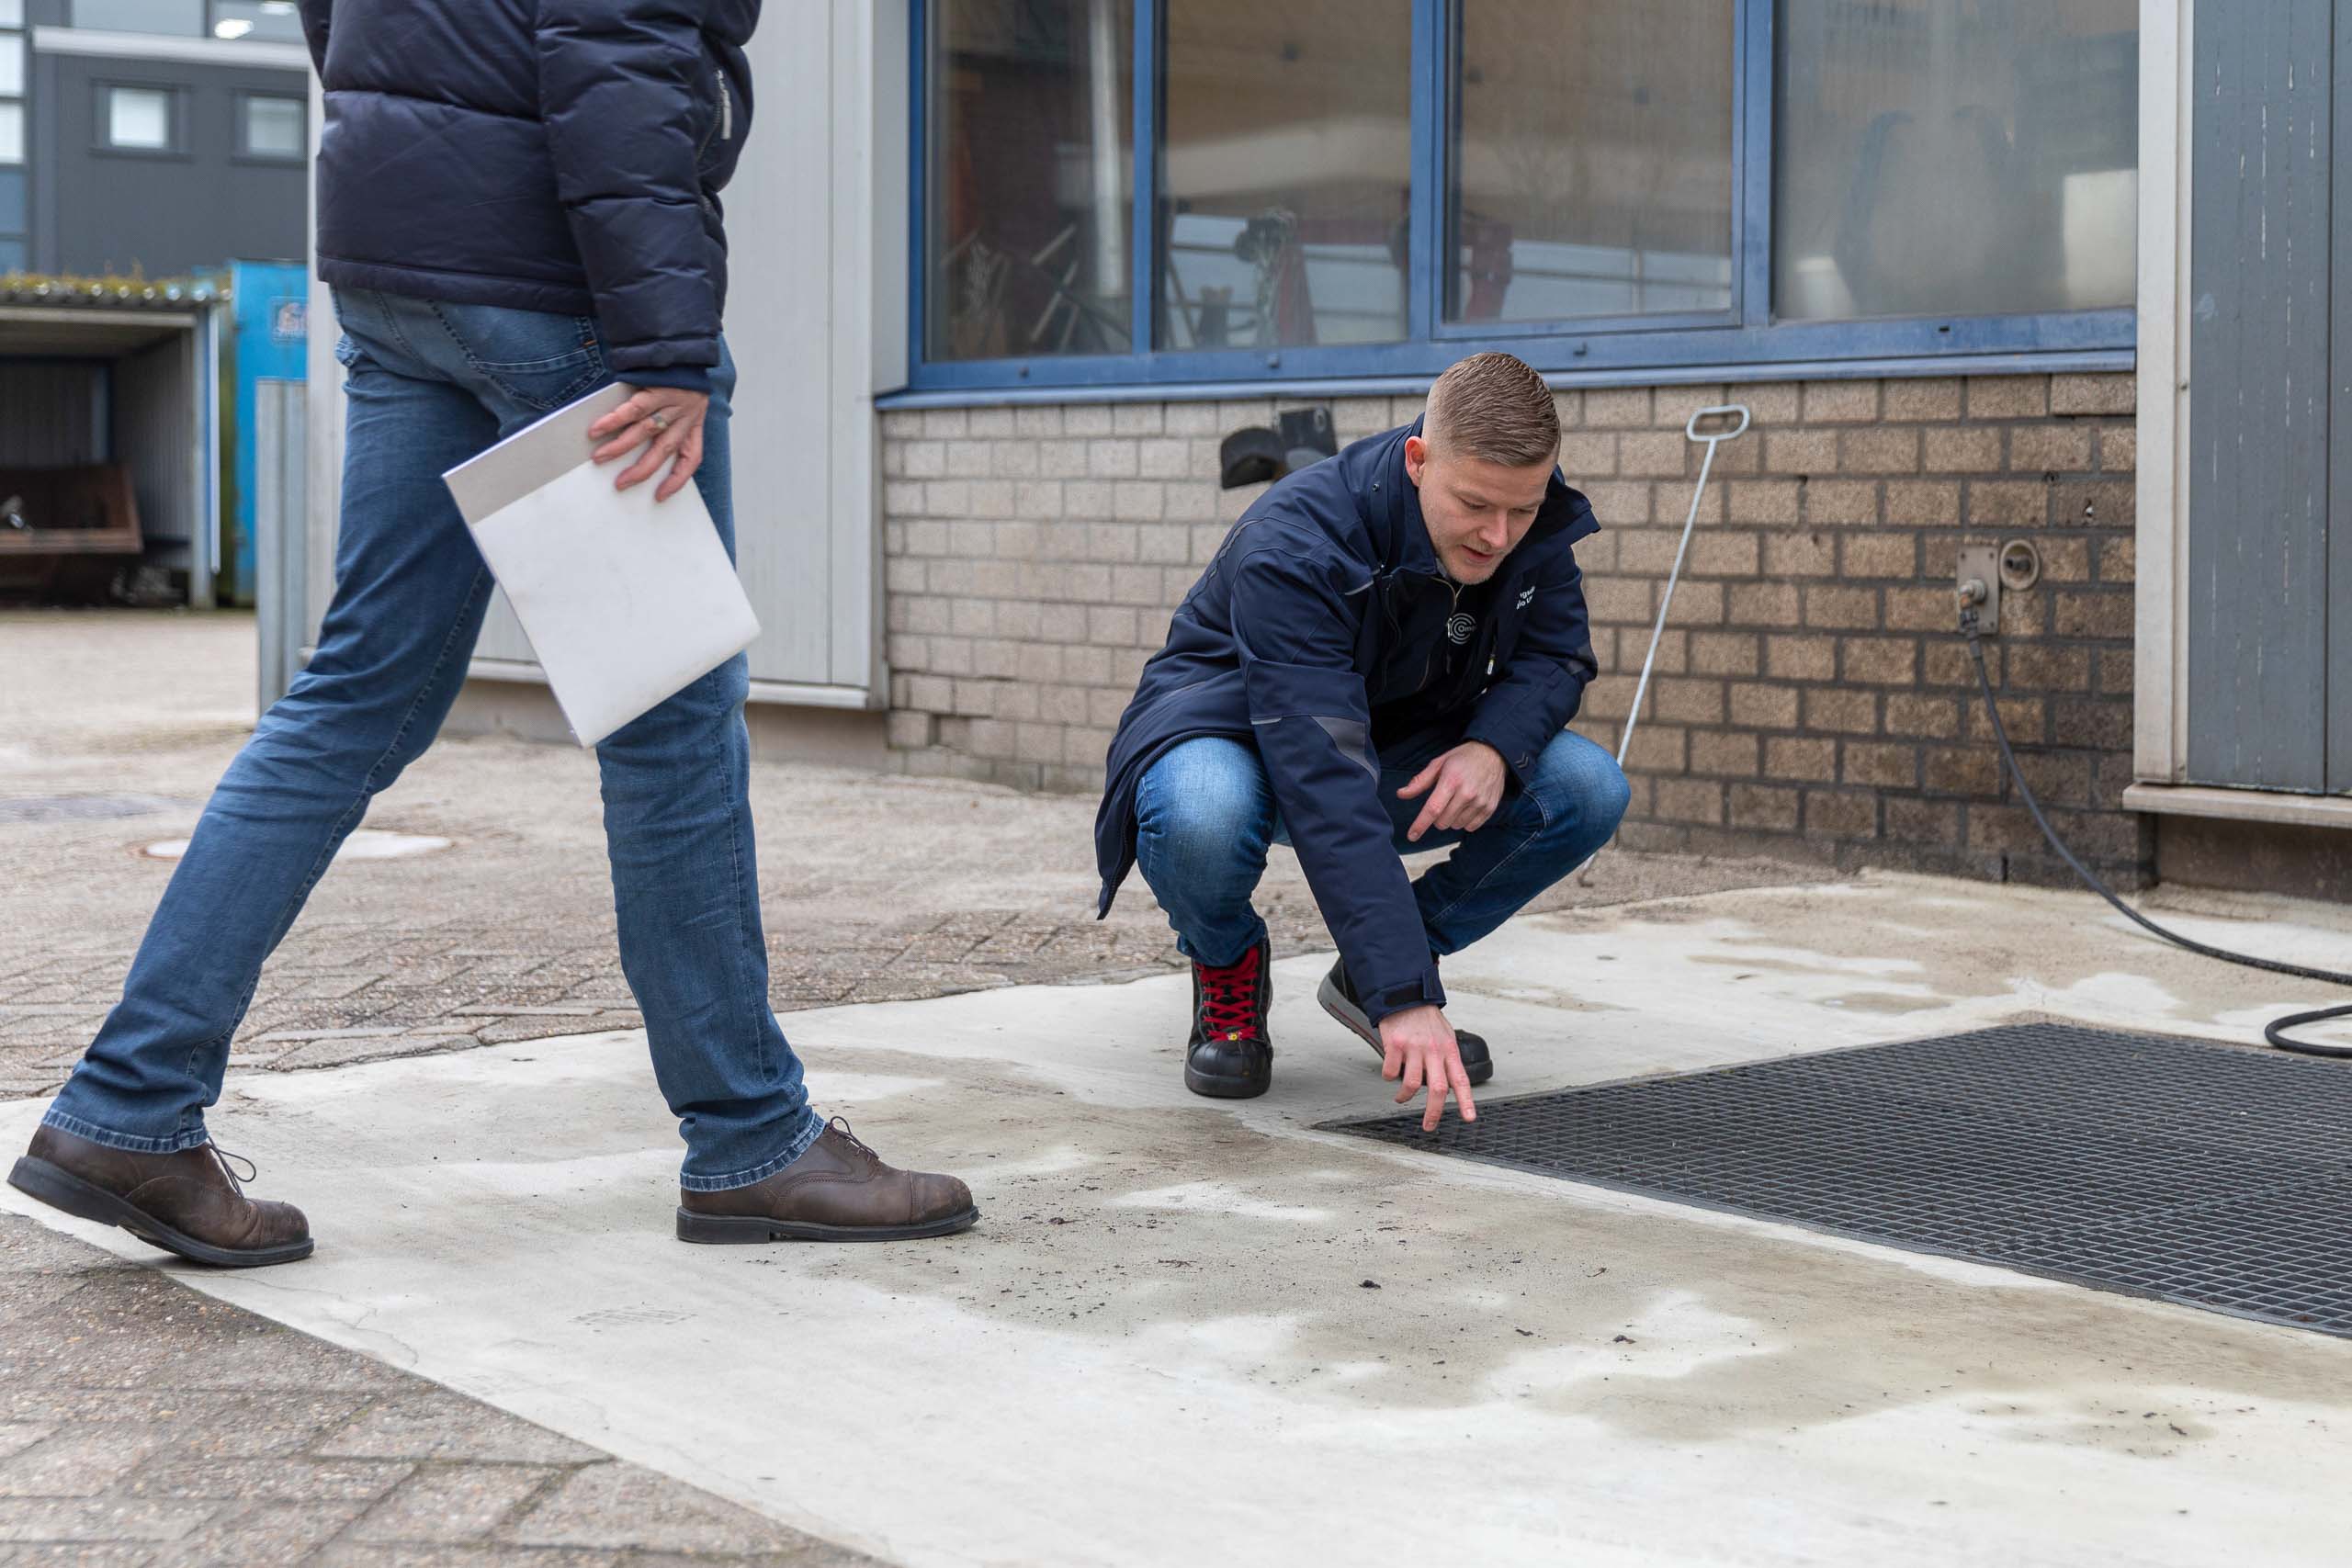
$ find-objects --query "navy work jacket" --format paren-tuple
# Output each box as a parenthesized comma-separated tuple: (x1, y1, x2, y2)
(1095, 419, 1602, 1025)
(297, 1, 757, 393)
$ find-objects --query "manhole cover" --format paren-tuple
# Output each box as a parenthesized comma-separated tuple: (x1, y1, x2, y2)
(0, 794, 185, 824)
(142, 829, 453, 862)
(1326, 1023, 2352, 1337)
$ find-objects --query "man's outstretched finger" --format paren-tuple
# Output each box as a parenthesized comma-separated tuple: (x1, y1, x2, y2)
(1420, 1076, 1451, 1132)
(1398, 757, 1442, 801)
(1382, 1040, 1404, 1081)
(1449, 1058, 1477, 1122)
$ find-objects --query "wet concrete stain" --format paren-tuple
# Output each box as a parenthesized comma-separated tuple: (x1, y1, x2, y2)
(719, 1048, 2352, 1455)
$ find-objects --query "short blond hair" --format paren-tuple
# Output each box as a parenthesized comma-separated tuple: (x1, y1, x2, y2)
(1424, 352, 1560, 468)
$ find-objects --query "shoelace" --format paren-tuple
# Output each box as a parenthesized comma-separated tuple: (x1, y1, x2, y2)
(209, 1145, 258, 1190)
(824, 1115, 882, 1168)
(1198, 950, 1265, 1043)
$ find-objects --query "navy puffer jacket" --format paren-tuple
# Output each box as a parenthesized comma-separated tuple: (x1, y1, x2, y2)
(296, 1, 758, 392)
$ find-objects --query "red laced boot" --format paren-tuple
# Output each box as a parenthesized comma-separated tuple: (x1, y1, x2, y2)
(1184, 939, 1273, 1100)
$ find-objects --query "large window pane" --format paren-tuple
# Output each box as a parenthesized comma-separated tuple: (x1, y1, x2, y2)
(925, 0, 1133, 363)
(0, 238, 24, 275)
(0, 103, 20, 165)
(1158, 0, 1411, 350)
(1450, 0, 1734, 324)
(0, 169, 22, 232)
(106, 85, 173, 150)
(1775, 0, 2138, 320)
(0, 2, 22, 30)
(76, 0, 203, 35)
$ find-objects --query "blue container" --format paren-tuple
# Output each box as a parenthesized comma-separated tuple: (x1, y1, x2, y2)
(226, 259, 311, 606)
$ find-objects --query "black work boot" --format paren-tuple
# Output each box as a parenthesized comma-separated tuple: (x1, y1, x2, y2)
(1184, 939, 1273, 1099)
(1317, 955, 1493, 1087)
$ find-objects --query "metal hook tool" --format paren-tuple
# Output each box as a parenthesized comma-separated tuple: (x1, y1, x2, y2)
(1577, 402, 1751, 886)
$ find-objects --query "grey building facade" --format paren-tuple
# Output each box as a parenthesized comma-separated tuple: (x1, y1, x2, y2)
(7, 0, 307, 278)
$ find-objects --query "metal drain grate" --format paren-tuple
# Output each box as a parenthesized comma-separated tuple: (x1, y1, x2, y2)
(1325, 1023, 2352, 1337)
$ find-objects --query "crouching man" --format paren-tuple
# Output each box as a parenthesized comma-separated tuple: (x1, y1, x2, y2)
(1093, 352, 1630, 1129)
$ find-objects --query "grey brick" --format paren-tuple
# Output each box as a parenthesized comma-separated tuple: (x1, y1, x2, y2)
(1113, 482, 1166, 521)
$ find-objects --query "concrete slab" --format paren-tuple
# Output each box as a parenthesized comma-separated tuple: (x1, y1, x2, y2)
(6, 874, 2350, 1568)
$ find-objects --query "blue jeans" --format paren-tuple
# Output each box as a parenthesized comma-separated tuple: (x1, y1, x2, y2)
(1132, 726, 1632, 972)
(41, 288, 823, 1191)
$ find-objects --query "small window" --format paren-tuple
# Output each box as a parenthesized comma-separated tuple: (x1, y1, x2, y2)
(0, 0, 22, 29)
(0, 169, 22, 232)
(75, 0, 202, 35)
(0, 237, 23, 274)
(0, 34, 21, 98)
(0, 102, 21, 166)
(241, 94, 304, 159)
(105, 85, 175, 151)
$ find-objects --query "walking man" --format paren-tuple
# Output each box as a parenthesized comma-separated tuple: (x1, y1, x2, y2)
(1094, 353, 1631, 1129)
(9, 0, 976, 1263)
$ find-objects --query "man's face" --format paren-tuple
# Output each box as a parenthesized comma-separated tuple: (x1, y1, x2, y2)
(1403, 434, 1554, 584)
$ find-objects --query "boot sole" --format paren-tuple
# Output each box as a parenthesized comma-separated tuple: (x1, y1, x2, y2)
(6, 1156, 314, 1268)
(1183, 1062, 1270, 1100)
(1317, 975, 1495, 1089)
(675, 1204, 980, 1245)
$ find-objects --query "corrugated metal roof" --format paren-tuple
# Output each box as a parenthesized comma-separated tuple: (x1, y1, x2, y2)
(0, 276, 230, 310)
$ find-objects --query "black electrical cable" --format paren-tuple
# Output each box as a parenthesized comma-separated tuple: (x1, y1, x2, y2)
(1956, 629, 2352, 1062)
(1964, 629, 2352, 1058)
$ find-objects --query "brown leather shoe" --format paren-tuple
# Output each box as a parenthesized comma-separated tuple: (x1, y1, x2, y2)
(675, 1117, 977, 1244)
(8, 1125, 312, 1268)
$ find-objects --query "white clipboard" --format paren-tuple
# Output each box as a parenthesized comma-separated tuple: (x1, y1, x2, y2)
(442, 385, 760, 748)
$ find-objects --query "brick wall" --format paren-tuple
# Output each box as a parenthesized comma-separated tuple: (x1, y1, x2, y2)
(878, 371, 2147, 886)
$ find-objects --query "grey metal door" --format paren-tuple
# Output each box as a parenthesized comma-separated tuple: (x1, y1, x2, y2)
(2188, 0, 2352, 792)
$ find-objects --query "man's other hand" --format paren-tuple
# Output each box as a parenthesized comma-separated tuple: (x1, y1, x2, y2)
(589, 387, 712, 502)
(1398, 741, 1507, 842)
(1377, 1004, 1477, 1131)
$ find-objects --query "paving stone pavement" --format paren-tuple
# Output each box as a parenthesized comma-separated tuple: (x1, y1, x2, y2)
(1, 608, 1827, 1566)
(0, 1214, 878, 1566)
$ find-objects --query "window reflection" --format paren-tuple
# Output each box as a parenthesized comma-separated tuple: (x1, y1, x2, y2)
(1775, 0, 2139, 320)
(927, 0, 1133, 362)
(1450, 0, 1735, 324)
(1157, 0, 1412, 350)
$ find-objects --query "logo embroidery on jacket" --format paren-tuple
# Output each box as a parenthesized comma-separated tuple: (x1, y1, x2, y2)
(1517, 585, 1536, 609)
(1446, 613, 1476, 645)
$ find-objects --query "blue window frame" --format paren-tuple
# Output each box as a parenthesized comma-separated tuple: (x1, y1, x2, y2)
(900, 0, 2136, 399)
